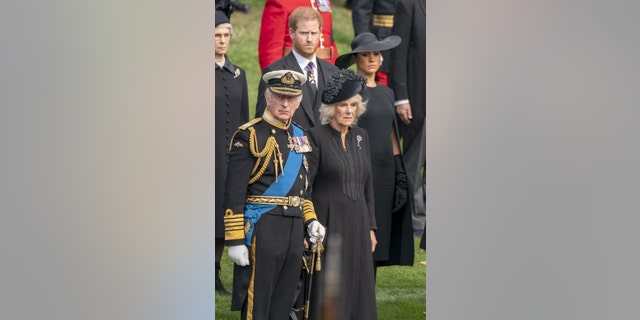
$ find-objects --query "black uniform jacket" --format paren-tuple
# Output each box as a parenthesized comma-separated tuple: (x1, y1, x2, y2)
(223, 113, 315, 247)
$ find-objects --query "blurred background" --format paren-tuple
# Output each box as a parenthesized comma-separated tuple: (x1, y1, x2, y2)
(2, 0, 639, 320)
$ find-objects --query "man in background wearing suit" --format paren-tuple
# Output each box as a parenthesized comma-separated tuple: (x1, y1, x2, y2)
(256, 6, 339, 130)
(389, 0, 427, 237)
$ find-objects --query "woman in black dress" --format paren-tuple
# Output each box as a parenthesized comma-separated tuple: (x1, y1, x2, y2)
(307, 69, 378, 319)
(214, 9, 249, 295)
(335, 33, 415, 277)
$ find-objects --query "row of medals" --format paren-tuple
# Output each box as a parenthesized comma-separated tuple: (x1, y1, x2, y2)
(287, 132, 310, 192)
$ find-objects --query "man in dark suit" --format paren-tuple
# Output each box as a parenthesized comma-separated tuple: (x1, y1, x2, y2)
(389, 0, 426, 237)
(256, 6, 339, 130)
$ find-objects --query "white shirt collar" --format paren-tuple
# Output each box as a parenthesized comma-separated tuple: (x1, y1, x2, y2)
(291, 49, 318, 88)
(291, 49, 317, 73)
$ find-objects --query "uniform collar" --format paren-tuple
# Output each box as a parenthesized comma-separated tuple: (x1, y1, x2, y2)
(262, 109, 291, 130)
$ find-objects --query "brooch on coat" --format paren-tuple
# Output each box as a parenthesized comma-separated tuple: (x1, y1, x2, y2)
(356, 135, 363, 150)
(234, 68, 241, 78)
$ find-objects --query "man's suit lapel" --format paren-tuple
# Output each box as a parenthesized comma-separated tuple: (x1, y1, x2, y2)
(314, 59, 326, 113)
(284, 54, 316, 127)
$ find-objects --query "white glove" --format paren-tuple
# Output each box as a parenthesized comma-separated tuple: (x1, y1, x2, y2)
(228, 245, 250, 266)
(307, 220, 326, 244)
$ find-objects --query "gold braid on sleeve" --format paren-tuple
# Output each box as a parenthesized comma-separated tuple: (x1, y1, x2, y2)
(302, 199, 318, 223)
(247, 127, 283, 184)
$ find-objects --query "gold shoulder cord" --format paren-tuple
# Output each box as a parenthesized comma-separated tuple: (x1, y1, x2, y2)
(247, 127, 283, 184)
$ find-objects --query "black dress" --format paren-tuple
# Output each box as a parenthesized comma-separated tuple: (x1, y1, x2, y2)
(358, 84, 415, 265)
(307, 124, 378, 320)
(215, 56, 249, 239)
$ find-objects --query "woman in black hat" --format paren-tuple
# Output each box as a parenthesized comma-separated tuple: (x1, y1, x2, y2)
(306, 69, 378, 319)
(336, 33, 415, 278)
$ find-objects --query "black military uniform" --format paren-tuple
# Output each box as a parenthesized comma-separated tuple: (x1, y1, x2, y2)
(224, 70, 320, 320)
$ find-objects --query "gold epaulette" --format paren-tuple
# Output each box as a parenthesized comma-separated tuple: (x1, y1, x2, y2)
(238, 118, 262, 130)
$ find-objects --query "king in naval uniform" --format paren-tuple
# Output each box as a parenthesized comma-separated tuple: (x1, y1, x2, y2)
(223, 69, 326, 320)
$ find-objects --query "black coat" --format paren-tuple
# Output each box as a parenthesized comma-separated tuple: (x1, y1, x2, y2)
(389, 0, 426, 150)
(215, 57, 249, 238)
(255, 52, 339, 130)
(307, 124, 378, 320)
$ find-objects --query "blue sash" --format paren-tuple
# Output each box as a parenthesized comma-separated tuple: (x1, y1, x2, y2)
(244, 125, 304, 245)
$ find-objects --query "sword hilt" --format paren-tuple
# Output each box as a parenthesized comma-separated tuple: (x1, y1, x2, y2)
(315, 241, 324, 271)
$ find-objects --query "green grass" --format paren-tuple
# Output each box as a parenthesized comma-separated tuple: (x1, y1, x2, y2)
(218, 1, 426, 318)
(215, 238, 426, 319)
(375, 240, 427, 320)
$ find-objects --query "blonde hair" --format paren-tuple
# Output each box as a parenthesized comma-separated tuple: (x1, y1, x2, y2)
(319, 94, 367, 125)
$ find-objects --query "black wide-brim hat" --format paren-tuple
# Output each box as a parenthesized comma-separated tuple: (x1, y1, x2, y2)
(335, 32, 402, 69)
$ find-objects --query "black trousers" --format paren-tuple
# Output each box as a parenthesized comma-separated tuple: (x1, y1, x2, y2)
(235, 213, 305, 320)
(400, 119, 426, 235)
